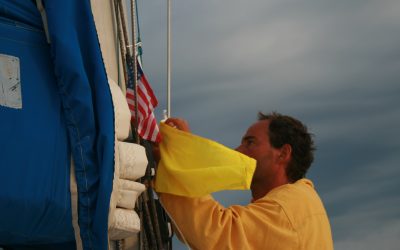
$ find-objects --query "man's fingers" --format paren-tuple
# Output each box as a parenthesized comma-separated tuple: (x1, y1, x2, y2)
(165, 118, 191, 132)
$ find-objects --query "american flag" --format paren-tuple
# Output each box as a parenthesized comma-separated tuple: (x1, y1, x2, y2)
(126, 57, 161, 142)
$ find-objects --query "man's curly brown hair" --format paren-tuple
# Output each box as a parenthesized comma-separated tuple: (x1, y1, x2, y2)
(258, 112, 316, 182)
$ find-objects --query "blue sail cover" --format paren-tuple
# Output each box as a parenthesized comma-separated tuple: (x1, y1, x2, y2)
(0, 1, 115, 249)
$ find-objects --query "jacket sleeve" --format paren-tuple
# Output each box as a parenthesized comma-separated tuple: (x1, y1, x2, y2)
(159, 193, 297, 250)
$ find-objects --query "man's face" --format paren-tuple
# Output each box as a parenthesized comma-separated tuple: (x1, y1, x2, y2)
(236, 120, 282, 186)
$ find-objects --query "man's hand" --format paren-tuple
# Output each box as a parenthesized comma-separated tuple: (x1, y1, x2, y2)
(165, 118, 191, 133)
(153, 118, 190, 165)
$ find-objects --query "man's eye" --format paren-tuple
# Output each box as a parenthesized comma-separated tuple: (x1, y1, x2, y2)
(246, 140, 254, 146)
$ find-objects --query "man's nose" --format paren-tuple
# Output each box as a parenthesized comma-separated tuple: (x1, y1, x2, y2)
(235, 145, 244, 153)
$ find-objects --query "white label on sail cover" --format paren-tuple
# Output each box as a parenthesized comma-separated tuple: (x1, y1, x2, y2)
(0, 54, 22, 109)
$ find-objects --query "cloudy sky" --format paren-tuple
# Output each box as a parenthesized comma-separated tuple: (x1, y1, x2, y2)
(134, 0, 400, 249)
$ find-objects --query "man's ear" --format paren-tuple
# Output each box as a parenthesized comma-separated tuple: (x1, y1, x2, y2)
(278, 144, 292, 164)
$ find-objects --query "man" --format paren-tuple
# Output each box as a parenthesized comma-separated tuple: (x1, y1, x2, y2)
(159, 112, 333, 249)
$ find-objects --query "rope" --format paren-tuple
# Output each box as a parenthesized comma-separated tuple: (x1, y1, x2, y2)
(117, 0, 130, 54)
(129, 0, 140, 144)
(113, 0, 128, 86)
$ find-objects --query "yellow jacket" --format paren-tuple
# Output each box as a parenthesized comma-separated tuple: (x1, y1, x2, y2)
(160, 179, 333, 250)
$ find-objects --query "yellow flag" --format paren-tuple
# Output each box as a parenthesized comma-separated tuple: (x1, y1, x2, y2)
(155, 123, 256, 197)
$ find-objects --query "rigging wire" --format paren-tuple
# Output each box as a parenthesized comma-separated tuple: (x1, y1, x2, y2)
(135, 0, 143, 58)
(167, 0, 172, 118)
